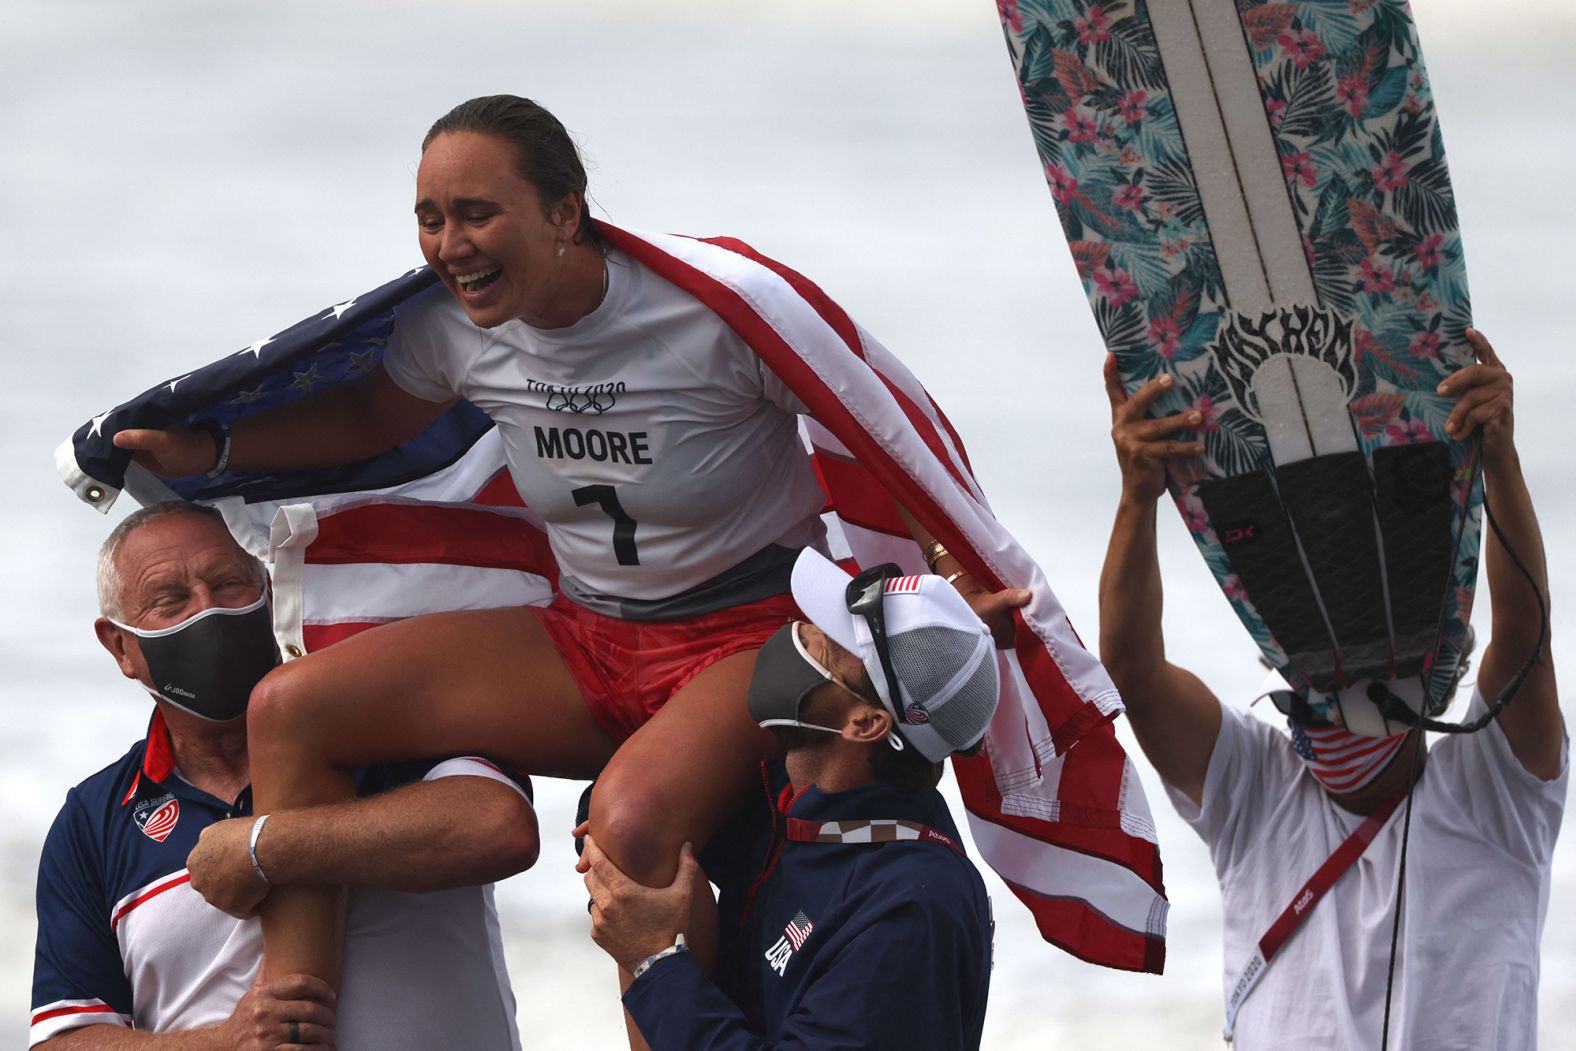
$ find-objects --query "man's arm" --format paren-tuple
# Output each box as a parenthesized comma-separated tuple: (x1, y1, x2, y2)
(37, 975, 336, 1051)
(1097, 356, 1223, 807)
(1442, 331, 1561, 779)
(188, 765, 539, 917)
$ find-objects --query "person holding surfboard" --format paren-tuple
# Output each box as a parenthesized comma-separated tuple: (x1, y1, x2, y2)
(1098, 329, 1564, 1048)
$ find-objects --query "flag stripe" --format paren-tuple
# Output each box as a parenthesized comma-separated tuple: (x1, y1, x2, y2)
(306, 501, 557, 577)
(808, 452, 908, 536)
(692, 234, 976, 496)
(301, 562, 552, 625)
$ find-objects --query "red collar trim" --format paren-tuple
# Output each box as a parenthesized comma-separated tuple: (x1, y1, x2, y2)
(122, 710, 177, 806)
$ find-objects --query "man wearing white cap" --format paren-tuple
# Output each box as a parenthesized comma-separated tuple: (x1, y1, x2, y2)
(1098, 333, 1565, 1049)
(577, 548, 997, 1050)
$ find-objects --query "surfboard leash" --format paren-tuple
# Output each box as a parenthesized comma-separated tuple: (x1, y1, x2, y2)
(1367, 490, 1549, 735)
(1378, 723, 1427, 1051)
(1376, 488, 1548, 1050)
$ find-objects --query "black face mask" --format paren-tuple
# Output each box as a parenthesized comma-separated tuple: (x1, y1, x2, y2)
(112, 594, 281, 722)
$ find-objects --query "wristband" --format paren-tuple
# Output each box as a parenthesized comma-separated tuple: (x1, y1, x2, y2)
(248, 814, 272, 886)
(921, 540, 949, 573)
(192, 419, 232, 477)
(631, 933, 687, 980)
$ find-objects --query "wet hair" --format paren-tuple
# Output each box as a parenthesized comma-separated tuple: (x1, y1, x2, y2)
(96, 502, 265, 619)
(422, 95, 608, 252)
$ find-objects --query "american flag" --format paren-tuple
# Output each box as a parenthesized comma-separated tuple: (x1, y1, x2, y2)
(59, 223, 1168, 973)
(784, 910, 814, 951)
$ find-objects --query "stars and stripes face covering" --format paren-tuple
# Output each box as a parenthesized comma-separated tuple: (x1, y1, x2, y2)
(1288, 719, 1409, 795)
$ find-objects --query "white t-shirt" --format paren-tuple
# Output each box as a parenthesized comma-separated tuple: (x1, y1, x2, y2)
(1168, 693, 1567, 1050)
(335, 759, 524, 1051)
(382, 249, 827, 602)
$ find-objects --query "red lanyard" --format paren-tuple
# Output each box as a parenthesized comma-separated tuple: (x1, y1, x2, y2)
(1222, 790, 1405, 1041)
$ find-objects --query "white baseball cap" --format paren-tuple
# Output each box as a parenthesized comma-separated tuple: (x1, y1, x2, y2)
(790, 548, 1001, 762)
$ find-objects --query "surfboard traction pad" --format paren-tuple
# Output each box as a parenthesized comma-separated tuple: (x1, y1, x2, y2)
(998, 0, 1482, 723)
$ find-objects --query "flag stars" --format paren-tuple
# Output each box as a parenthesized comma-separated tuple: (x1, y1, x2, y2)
(345, 349, 378, 377)
(328, 299, 357, 320)
(289, 364, 325, 393)
(89, 411, 110, 438)
(167, 375, 191, 395)
(231, 385, 268, 407)
(240, 337, 274, 358)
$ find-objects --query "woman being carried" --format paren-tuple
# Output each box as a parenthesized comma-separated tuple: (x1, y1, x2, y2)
(116, 94, 1026, 998)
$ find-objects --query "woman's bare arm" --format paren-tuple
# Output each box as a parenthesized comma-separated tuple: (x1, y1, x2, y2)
(113, 367, 453, 476)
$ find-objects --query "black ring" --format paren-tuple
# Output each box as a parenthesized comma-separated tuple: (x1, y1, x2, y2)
(289, 1020, 301, 1044)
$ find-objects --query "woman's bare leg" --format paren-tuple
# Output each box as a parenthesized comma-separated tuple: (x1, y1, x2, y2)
(248, 605, 614, 982)
(588, 649, 781, 1049)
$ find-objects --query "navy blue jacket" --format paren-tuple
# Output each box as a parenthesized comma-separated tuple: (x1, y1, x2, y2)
(624, 761, 992, 1049)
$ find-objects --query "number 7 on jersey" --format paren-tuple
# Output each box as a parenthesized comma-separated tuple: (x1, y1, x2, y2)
(572, 484, 640, 566)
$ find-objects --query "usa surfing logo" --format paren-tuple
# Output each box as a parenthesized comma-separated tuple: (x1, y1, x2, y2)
(133, 794, 180, 843)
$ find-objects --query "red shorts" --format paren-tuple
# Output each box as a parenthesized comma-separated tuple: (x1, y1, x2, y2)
(532, 591, 802, 743)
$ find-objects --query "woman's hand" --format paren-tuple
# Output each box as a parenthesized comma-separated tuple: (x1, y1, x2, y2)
(955, 581, 1030, 649)
(1103, 354, 1203, 505)
(113, 425, 217, 477)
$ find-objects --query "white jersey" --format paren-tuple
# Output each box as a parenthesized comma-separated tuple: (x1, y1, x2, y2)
(383, 248, 827, 603)
(1167, 693, 1567, 1050)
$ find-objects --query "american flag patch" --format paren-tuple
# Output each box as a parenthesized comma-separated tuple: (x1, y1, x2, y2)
(135, 799, 180, 843)
(885, 576, 924, 594)
(784, 910, 814, 950)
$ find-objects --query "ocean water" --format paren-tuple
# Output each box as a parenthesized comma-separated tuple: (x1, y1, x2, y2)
(3, 1, 1572, 1047)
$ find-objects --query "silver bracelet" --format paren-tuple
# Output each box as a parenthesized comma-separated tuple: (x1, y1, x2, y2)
(207, 426, 233, 478)
(631, 933, 687, 980)
(248, 813, 272, 886)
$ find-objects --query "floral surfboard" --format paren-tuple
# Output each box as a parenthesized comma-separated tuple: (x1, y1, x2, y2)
(997, 0, 1481, 732)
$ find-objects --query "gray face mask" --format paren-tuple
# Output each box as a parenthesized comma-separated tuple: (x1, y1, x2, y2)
(747, 623, 905, 750)
(112, 593, 281, 722)
(747, 623, 846, 736)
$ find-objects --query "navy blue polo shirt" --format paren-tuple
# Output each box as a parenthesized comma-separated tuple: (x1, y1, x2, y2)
(30, 710, 531, 1046)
